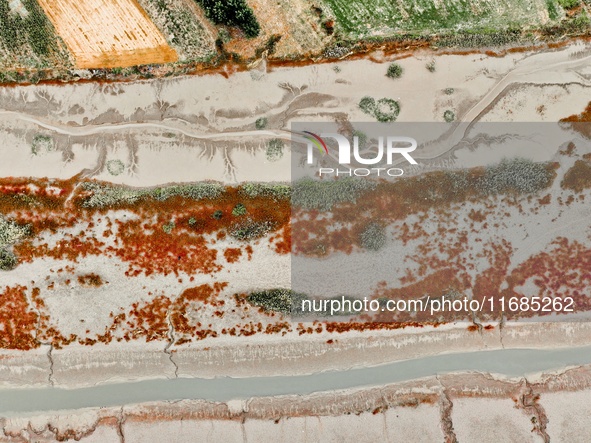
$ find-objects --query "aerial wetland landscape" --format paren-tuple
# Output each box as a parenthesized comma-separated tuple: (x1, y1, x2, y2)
(1, 0, 591, 442)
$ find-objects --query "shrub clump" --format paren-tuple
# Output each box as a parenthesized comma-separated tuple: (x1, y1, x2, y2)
(232, 203, 247, 216)
(386, 62, 403, 79)
(107, 160, 125, 176)
(0, 249, 17, 271)
(255, 117, 268, 130)
(0, 217, 31, 248)
(162, 221, 176, 234)
(230, 220, 275, 241)
(443, 110, 455, 122)
(247, 289, 308, 315)
(292, 178, 377, 211)
(359, 96, 376, 114)
(479, 158, 553, 195)
(323, 44, 351, 59)
(197, 0, 260, 38)
(359, 97, 400, 122)
(374, 98, 400, 122)
(0, 216, 30, 271)
(438, 29, 523, 48)
(360, 223, 386, 251)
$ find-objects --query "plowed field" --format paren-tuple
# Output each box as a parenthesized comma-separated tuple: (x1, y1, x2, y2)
(37, 0, 178, 68)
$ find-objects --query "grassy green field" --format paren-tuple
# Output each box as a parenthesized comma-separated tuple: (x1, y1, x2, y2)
(319, 0, 566, 38)
(0, 0, 71, 70)
(136, 0, 217, 62)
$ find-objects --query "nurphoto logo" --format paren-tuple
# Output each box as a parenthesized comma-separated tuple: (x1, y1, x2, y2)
(301, 131, 418, 177)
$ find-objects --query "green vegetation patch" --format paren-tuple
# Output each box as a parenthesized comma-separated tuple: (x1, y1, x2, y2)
(230, 220, 275, 241)
(479, 158, 554, 195)
(360, 223, 386, 251)
(82, 182, 224, 208)
(0, 216, 30, 271)
(232, 203, 247, 216)
(266, 139, 284, 162)
(386, 62, 403, 79)
(558, 0, 580, 9)
(246, 289, 309, 315)
(435, 158, 553, 199)
(0, 248, 17, 271)
(255, 117, 268, 130)
(374, 98, 400, 122)
(31, 135, 54, 155)
(197, 0, 261, 38)
(0, 0, 71, 70)
(107, 160, 125, 176)
(359, 97, 400, 122)
(292, 177, 377, 211)
(240, 183, 291, 200)
(437, 28, 525, 48)
(162, 220, 176, 234)
(359, 96, 377, 114)
(547, 0, 561, 20)
(137, 0, 216, 61)
(542, 9, 591, 35)
(320, 0, 560, 39)
(246, 289, 367, 317)
(0, 216, 31, 249)
(443, 110, 455, 122)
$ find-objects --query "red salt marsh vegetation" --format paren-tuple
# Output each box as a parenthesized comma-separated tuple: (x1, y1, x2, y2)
(0, 178, 291, 277)
(560, 101, 591, 139)
(1, 149, 590, 351)
(0, 178, 293, 349)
